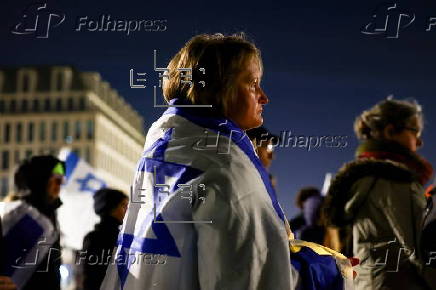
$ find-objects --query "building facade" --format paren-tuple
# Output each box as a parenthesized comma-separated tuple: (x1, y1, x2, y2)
(0, 66, 145, 198)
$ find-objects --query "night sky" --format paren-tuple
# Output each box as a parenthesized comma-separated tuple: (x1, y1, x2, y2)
(1, 0, 435, 216)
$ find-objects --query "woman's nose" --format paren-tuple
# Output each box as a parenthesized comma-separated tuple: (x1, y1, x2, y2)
(259, 88, 269, 104)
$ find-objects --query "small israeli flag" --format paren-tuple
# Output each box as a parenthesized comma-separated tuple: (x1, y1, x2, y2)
(57, 149, 107, 250)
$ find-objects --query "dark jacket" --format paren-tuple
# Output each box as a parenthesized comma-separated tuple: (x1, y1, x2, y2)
(82, 216, 121, 290)
(324, 158, 430, 290)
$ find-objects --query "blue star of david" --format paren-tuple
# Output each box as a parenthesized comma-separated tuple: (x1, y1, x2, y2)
(75, 172, 106, 194)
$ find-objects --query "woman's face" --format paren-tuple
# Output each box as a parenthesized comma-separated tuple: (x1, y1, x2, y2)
(227, 56, 269, 130)
(46, 174, 64, 202)
(385, 116, 422, 152)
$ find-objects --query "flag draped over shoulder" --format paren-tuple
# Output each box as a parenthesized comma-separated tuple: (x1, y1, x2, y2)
(0, 201, 59, 289)
(290, 239, 354, 290)
(101, 98, 353, 290)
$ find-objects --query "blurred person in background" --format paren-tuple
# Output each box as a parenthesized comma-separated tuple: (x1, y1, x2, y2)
(1, 156, 65, 290)
(246, 126, 278, 188)
(81, 188, 128, 290)
(323, 98, 433, 289)
(289, 187, 325, 244)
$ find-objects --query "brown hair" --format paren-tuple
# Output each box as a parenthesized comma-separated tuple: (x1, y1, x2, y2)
(163, 33, 262, 116)
(354, 98, 423, 140)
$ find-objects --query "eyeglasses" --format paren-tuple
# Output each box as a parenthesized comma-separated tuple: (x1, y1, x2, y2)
(404, 126, 421, 138)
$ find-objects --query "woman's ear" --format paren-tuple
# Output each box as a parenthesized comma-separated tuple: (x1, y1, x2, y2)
(382, 124, 395, 139)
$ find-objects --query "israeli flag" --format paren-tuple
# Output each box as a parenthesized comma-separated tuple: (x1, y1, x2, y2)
(57, 149, 107, 250)
(0, 201, 59, 289)
(101, 98, 353, 290)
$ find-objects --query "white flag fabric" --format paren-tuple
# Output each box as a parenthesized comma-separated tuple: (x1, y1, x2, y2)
(101, 99, 294, 290)
(57, 150, 107, 250)
(0, 201, 59, 289)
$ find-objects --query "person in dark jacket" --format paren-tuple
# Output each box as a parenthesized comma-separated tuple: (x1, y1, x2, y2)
(324, 98, 434, 290)
(1, 156, 65, 290)
(289, 187, 325, 244)
(82, 188, 128, 290)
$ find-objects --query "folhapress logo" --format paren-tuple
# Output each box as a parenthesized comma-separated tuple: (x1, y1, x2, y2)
(11, 2, 65, 38)
(362, 3, 415, 38)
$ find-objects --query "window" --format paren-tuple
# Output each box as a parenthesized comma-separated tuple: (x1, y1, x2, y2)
(39, 121, 46, 142)
(22, 99, 28, 112)
(44, 98, 51, 111)
(67, 97, 74, 111)
(85, 147, 91, 163)
(0, 100, 4, 113)
(1, 150, 9, 170)
(55, 98, 62, 112)
(79, 97, 86, 110)
(86, 120, 94, 140)
(10, 100, 16, 113)
(0, 177, 8, 197)
(27, 122, 34, 142)
(3, 123, 10, 143)
(32, 99, 40, 112)
(75, 121, 81, 140)
(56, 74, 63, 91)
(22, 74, 30, 91)
(51, 121, 58, 142)
(16, 123, 22, 143)
(63, 121, 70, 141)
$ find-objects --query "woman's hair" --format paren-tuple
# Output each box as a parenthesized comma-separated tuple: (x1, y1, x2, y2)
(163, 33, 262, 116)
(295, 186, 321, 209)
(354, 98, 423, 140)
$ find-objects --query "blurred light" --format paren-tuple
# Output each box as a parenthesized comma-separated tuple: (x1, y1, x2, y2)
(60, 264, 69, 281)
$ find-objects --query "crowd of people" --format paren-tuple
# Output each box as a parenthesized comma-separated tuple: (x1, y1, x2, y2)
(0, 33, 435, 290)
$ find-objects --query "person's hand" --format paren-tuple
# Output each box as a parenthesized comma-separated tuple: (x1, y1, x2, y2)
(0, 276, 17, 290)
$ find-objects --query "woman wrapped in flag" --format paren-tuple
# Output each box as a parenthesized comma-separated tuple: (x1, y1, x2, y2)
(101, 33, 353, 290)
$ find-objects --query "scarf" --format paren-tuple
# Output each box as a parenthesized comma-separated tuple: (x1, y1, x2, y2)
(356, 139, 433, 186)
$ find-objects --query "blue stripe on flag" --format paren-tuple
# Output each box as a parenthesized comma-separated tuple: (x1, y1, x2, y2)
(164, 98, 285, 221)
(117, 127, 202, 288)
(3, 214, 44, 276)
(65, 151, 79, 180)
(290, 247, 344, 290)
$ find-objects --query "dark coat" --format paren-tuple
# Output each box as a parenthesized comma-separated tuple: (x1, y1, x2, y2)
(82, 216, 121, 290)
(324, 159, 430, 290)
